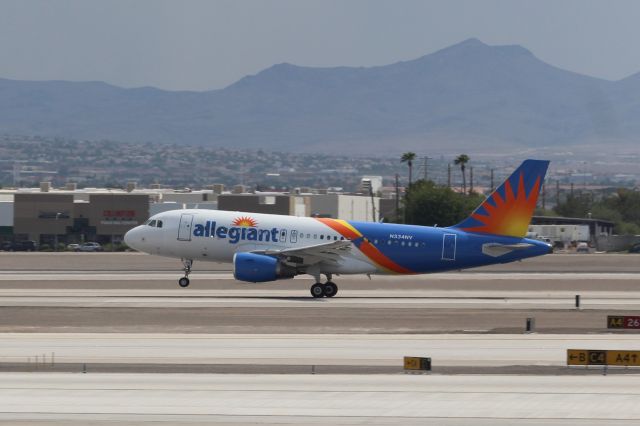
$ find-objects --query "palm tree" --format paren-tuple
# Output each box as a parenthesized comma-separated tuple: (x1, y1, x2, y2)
(454, 154, 470, 194)
(400, 152, 417, 187)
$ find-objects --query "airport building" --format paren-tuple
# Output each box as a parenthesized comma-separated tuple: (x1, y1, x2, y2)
(217, 193, 380, 221)
(12, 192, 149, 246)
(529, 215, 614, 244)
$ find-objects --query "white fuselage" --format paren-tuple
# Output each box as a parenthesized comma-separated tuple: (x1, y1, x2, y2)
(124, 209, 379, 275)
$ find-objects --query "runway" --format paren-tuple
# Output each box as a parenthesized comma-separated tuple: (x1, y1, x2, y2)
(1, 253, 639, 424)
(0, 259, 639, 333)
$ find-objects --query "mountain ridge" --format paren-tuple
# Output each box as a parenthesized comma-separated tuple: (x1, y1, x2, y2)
(0, 38, 637, 153)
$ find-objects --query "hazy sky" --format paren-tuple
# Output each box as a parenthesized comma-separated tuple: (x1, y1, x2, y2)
(1, 0, 639, 91)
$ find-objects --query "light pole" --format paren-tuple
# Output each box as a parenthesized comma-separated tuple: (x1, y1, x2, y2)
(422, 156, 432, 181)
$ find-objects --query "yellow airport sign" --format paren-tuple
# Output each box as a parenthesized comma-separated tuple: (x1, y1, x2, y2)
(608, 316, 624, 328)
(567, 349, 640, 366)
(567, 349, 606, 366)
(404, 356, 431, 371)
(607, 351, 640, 366)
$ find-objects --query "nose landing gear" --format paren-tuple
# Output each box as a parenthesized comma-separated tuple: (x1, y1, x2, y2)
(178, 258, 193, 288)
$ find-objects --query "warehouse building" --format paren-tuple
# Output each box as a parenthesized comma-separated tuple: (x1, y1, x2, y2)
(12, 192, 148, 246)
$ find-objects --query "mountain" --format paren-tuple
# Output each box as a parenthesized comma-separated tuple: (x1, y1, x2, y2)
(0, 38, 636, 154)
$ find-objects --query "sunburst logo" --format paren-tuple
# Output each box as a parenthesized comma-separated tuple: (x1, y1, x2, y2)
(462, 172, 541, 238)
(232, 216, 258, 227)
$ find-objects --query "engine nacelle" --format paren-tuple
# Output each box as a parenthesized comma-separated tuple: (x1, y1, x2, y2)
(233, 252, 296, 283)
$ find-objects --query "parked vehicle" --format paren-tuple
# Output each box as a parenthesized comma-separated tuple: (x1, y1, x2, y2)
(0, 240, 39, 252)
(629, 243, 640, 254)
(76, 242, 103, 252)
(576, 242, 590, 253)
(66, 243, 80, 251)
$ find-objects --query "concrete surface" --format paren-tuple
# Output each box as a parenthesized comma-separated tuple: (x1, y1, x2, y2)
(2, 333, 640, 367)
(1, 252, 639, 425)
(1, 373, 640, 425)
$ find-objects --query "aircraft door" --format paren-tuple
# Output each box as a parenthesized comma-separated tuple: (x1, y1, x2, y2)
(290, 230, 298, 243)
(441, 233, 456, 261)
(177, 214, 194, 241)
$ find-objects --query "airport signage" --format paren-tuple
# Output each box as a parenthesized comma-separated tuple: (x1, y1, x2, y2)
(607, 315, 640, 329)
(606, 351, 640, 366)
(404, 356, 431, 371)
(567, 349, 640, 366)
(567, 349, 606, 366)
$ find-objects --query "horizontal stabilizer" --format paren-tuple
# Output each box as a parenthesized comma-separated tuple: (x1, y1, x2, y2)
(482, 242, 534, 257)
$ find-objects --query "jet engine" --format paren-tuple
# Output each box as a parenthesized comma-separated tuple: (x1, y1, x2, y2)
(233, 252, 296, 283)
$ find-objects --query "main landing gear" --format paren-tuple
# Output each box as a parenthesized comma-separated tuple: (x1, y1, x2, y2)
(310, 274, 338, 298)
(178, 258, 193, 288)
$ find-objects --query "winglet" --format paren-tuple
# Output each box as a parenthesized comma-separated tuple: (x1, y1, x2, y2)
(453, 159, 549, 238)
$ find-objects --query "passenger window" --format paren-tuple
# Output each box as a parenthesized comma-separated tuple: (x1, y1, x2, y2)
(157, 220, 163, 228)
(334, 236, 338, 240)
(340, 236, 344, 240)
(320, 235, 324, 239)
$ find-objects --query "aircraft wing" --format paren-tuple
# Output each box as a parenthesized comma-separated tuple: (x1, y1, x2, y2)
(252, 240, 352, 266)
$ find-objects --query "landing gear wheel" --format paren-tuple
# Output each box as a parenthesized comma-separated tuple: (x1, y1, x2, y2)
(323, 282, 338, 298)
(310, 283, 325, 298)
(178, 258, 193, 288)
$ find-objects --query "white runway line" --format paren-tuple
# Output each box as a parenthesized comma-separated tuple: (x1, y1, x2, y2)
(1, 333, 640, 366)
(1, 373, 640, 423)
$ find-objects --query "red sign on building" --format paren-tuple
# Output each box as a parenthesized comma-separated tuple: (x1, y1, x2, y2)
(103, 210, 135, 218)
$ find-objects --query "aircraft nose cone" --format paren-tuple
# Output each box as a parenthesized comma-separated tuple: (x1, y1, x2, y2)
(124, 226, 143, 251)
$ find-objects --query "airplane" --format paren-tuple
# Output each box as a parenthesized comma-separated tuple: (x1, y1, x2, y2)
(124, 159, 552, 298)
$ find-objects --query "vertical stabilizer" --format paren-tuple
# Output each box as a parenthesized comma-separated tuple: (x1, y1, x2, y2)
(453, 159, 549, 238)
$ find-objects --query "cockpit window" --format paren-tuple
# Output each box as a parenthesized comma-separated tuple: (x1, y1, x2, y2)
(143, 219, 152, 225)
(157, 220, 163, 228)
(148, 220, 157, 227)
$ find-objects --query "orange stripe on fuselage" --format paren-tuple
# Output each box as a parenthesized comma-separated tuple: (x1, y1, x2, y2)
(314, 218, 414, 274)
(315, 218, 362, 240)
